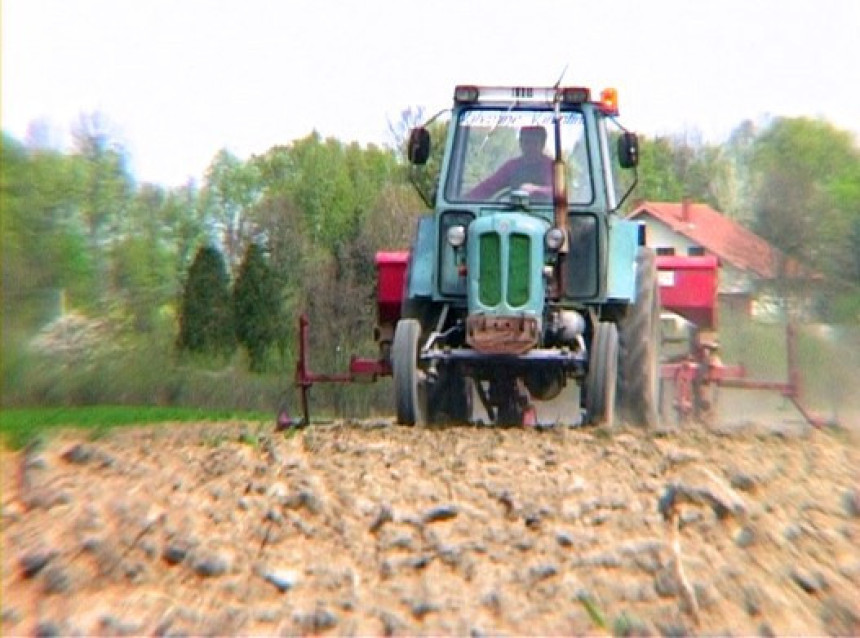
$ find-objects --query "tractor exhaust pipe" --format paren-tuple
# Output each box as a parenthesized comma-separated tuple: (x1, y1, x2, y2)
(552, 94, 569, 294)
(552, 158, 568, 244)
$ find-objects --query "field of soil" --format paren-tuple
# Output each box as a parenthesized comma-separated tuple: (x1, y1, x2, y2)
(2, 407, 858, 636)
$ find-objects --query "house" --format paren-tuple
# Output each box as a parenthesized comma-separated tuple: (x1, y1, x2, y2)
(627, 200, 804, 316)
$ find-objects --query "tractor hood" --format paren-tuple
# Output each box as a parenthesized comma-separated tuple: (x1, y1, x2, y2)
(464, 211, 550, 354)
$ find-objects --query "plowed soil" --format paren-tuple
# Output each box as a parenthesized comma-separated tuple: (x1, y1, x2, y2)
(2, 410, 858, 636)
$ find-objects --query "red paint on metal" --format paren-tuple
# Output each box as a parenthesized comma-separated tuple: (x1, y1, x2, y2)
(656, 255, 719, 329)
(376, 251, 409, 324)
(348, 357, 392, 379)
(673, 360, 697, 419)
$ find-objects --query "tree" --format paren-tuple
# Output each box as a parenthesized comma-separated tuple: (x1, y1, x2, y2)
(750, 117, 860, 320)
(1, 134, 97, 325)
(177, 245, 235, 357)
(254, 133, 402, 239)
(233, 243, 280, 372)
(387, 106, 427, 160)
(200, 149, 263, 270)
(250, 193, 310, 353)
(72, 113, 134, 242)
(72, 112, 135, 307)
(110, 185, 175, 333)
(282, 133, 361, 250)
(636, 133, 730, 211)
(636, 136, 684, 203)
(722, 119, 758, 223)
(163, 181, 206, 279)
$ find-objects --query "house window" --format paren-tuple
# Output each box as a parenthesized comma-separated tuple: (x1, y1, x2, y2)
(687, 246, 705, 256)
(656, 247, 675, 256)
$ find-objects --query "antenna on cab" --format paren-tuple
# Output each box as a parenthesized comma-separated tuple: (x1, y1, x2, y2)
(552, 63, 570, 90)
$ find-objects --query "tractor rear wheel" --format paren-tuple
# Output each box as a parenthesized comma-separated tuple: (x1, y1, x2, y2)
(584, 321, 618, 427)
(427, 368, 472, 424)
(393, 319, 425, 425)
(491, 377, 526, 425)
(617, 248, 661, 428)
(449, 375, 473, 423)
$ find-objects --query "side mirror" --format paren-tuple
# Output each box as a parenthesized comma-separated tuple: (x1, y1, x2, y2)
(407, 128, 431, 165)
(618, 131, 639, 169)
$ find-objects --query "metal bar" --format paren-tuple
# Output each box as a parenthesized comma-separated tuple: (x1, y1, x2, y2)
(349, 357, 391, 379)
(789, 396, 830, 429)
(716, 379, 793, 394)
(659, 321, 832, 429)
(293, 313, 392, 425)
(786, 322, 801, 399)
(421, 348, 587, 364)
(295, 313, 312, 425)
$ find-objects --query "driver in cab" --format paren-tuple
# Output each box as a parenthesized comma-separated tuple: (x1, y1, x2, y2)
(468, 126, 553, 200)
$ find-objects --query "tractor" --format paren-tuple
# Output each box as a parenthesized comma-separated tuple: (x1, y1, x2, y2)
(291, 84, 660, 428)
(393, 85, 659, 427)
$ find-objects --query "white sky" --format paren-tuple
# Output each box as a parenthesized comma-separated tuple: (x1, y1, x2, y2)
(2, 0, 858, 186)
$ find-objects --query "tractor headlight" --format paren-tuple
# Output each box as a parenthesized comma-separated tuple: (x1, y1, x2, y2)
(447, 225, 467, 248)
(545, 227, 565, 251)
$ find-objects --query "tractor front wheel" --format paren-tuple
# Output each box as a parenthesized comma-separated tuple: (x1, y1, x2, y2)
(584, 321, 618, 427)
(393, 319, 426, 425)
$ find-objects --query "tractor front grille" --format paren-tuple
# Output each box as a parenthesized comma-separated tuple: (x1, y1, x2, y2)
(479, 233, 501, 306)
(508, 233, 530, 306)
(478, 231, 530, 308)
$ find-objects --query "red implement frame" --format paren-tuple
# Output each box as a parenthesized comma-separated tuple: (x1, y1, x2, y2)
(290, 251, 407, 426)
(657, 255, 830, 428)
(294, 313, 391, 426)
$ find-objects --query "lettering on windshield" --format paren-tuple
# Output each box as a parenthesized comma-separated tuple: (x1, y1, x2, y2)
(460, 111, 582, 128)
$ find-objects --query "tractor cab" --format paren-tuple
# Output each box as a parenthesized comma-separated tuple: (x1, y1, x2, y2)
(409, 86, 638, 211)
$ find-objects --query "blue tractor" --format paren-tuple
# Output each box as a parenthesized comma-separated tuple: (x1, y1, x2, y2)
(396, 85, 659, 427)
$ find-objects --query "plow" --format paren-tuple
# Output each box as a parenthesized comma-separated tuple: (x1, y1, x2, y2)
(656, 255, 830, 428)
(291, 252, 406, 427)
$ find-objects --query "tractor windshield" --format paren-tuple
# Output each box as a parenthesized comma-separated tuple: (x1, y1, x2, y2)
(445, 108, 592, 204)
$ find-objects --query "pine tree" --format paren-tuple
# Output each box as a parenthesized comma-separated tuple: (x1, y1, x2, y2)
(233, 243, 279, 372)
(177, 245, 235, 357)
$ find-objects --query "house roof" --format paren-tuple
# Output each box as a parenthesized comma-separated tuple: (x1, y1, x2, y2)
(628, 201, 792, 279)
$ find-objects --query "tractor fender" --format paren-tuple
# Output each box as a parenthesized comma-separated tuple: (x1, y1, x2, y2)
(606, 218, 641, 303)
(404, 215, 435, 302)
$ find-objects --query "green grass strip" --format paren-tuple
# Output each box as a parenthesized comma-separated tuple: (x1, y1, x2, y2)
(0, 405, 272, 449)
